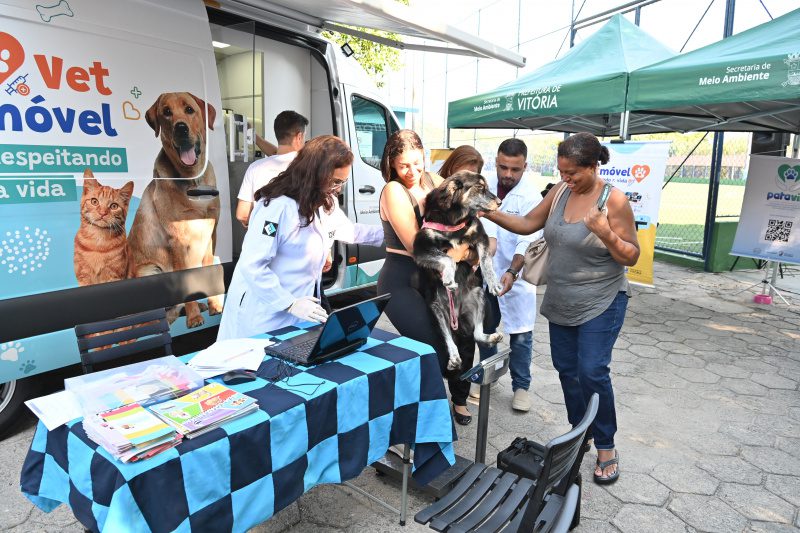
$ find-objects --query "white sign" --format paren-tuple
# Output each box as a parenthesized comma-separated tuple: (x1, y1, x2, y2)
(601, 141, 670, 286)
(731, 155, 800, 265)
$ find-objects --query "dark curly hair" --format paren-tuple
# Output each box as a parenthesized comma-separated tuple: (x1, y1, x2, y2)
(557, 132, 610, 168)
(255, 135, 353, 225)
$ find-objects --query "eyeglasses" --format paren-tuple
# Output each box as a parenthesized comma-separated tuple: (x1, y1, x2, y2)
(330, 179, 347, 191)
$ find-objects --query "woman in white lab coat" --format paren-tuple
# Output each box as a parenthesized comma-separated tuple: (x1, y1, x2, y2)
(217, 135, 380, 340)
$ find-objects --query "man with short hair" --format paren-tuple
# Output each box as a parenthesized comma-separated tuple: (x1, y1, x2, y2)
(480, 138, 541, 411)
(236, 110, 309, 227)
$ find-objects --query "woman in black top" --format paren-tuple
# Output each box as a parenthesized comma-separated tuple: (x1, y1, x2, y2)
(377, 130, 474, 425)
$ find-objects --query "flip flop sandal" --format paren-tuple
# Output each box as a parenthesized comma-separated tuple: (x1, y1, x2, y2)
(593, 450, 619, 485)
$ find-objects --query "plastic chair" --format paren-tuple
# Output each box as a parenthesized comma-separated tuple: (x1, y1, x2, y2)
(75, 308, 172, 374)
(414, 394, 599, 533)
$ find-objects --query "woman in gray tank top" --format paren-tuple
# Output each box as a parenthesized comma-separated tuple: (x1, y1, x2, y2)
(483, 132, 639, 485)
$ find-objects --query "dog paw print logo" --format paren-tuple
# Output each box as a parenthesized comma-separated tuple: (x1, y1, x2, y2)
(783, 52, 800, 87)
(776, 164, 800, 193)
(19, 358, 36, 374)
(0, 32, 26, 95)
(0, 341, 24, 363)
(631, 165, 650, 183)
(0, 227, 52, 275)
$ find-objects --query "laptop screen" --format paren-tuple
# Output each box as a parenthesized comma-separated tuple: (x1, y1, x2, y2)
(313, 294, 390, 358)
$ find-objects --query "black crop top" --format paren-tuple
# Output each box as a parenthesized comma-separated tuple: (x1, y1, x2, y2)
(380, 172, 435, 251)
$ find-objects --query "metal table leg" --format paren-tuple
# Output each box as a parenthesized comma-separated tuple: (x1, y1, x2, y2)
(475, 384, 492, 464)
(400, 444, 410, 525)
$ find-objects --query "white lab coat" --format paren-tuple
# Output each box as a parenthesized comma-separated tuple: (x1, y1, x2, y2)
(482, 174, 541, 334)
(217, 196, 384, 340)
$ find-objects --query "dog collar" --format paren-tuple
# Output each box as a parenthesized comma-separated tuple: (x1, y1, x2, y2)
(421, 219, 467, 232)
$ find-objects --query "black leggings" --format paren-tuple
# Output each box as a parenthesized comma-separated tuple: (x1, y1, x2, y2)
(377, 253, 473, 407)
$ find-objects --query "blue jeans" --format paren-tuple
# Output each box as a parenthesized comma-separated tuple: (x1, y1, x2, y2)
(479, 292, 533, 392)
(548, 291, 628, 451)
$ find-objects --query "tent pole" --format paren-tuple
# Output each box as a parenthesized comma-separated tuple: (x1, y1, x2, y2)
(702, 132, 724, 270)
(702, 0, 736, 271)
(620, 110, 630, 140)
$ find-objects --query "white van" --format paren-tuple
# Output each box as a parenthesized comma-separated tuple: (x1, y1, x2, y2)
(0, 0, 523, 435)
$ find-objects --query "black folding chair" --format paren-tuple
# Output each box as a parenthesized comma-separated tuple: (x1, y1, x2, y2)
(75, 308, 172, 374)
(415, 394, 599, 533)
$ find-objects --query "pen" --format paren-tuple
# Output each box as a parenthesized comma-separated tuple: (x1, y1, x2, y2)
(222, 348, 254, 362)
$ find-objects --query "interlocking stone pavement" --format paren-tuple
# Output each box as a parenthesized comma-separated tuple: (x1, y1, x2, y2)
(1, 261, 799, 532)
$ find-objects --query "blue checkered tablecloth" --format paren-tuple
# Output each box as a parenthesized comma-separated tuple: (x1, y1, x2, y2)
(20, 327, 456, 532)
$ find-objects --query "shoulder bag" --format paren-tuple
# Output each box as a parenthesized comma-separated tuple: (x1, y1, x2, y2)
(520, 182, 567, 286)
(521, 183, 612, 285)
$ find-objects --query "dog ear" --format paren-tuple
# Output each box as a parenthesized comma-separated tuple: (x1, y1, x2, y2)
(188, 93, 216, 131)
(440, 178, 463, 210)
(145, 95, 162, 137)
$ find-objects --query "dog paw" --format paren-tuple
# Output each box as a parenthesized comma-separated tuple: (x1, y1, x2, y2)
(444, 278, 459, 291)
(186, 314, 205, 328)
(447, 354, 462, 371)
(476, 332, 503, 345)
(487, 279, 503, 296)
(487, 332, 503, 344)
(197, 301, 209, 312)
(207, 296, 224, 316)
(441, 262, 458, 289)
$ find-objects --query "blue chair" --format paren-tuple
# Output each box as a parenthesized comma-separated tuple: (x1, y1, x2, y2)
(414, 394, 599, 532)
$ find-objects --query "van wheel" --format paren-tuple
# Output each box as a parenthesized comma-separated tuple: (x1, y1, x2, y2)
(0, 378, 37, 438)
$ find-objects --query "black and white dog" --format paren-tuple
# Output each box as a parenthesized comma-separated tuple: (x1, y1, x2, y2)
(413, 170, 504, 371)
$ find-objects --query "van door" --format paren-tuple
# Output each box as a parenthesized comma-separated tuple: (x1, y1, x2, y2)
(339, 90, 399, 290)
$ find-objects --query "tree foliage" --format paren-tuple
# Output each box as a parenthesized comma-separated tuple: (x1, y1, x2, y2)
(321, 0, 408, 87)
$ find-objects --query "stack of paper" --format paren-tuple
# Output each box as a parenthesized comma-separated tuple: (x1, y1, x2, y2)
(187, 338, 273, 378)
(150, 382, 259, 438)
(25, 390, 84, 431)
(83, 403, 182, 462)
(65, 355, 204, 416)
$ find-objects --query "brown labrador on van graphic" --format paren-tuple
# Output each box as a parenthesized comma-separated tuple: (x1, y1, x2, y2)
(127, 92, 223, 328)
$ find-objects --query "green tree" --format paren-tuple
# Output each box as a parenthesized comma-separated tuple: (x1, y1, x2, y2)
(321, 0, 408, 87)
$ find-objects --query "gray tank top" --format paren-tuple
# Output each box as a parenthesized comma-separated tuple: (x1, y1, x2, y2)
(540, 189, 628, 326)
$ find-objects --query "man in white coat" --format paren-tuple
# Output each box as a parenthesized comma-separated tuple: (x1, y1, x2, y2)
(480, 138, 541, 411)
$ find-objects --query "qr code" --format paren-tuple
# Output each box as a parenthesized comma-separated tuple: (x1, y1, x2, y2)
(765, 219, 792, 242)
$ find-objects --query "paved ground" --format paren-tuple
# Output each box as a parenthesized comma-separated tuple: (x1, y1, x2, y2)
(2, 261, 799, 532)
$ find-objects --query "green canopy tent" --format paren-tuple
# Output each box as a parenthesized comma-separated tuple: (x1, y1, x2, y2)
(626, 8, 800, 134)
(446, 14, 674, 137)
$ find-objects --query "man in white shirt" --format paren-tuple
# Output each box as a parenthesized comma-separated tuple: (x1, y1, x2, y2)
(480, 138, 541, 412)
(235, 110, 308, 227)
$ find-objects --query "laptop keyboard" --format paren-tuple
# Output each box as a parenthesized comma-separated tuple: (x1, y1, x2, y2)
(266, 338, 318, 362)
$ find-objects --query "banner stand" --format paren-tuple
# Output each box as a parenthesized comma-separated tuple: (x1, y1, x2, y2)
(734, 261, 792, 306)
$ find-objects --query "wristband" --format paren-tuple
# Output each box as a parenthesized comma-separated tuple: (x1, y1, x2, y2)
(506, 268, 519, 281)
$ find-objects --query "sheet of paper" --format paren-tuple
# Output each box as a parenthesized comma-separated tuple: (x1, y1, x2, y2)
(187, 338, 273, 378)
(25, 390, 83, 431)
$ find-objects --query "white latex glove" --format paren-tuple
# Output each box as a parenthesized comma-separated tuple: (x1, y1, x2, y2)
(288, 296, 328, 323)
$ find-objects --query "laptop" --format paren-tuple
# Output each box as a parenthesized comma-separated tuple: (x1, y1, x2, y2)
(264, 294, 391, 366)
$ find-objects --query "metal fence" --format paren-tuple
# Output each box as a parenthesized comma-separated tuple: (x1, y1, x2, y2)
(656, 132, 751, 258)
